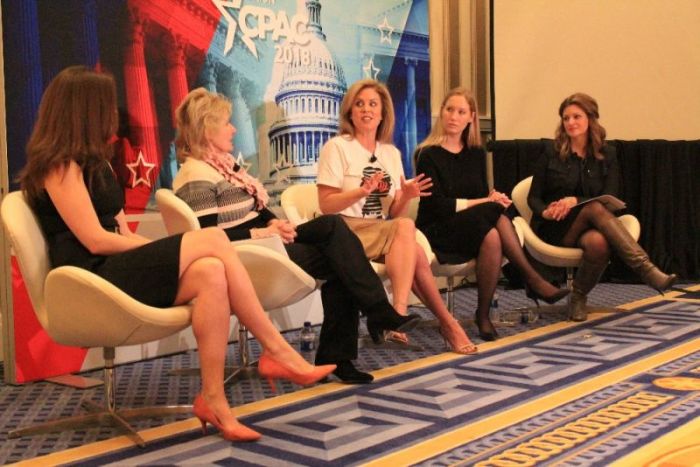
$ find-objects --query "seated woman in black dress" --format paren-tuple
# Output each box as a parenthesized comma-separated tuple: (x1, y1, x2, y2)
(528, 92, 676, 321)
(19, 66, 335, 442)
(415, 87, 569, 340)
(171, 88, 420, 384)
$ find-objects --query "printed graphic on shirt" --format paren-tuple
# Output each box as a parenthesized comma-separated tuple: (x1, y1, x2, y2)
(361, 166, 392, 218)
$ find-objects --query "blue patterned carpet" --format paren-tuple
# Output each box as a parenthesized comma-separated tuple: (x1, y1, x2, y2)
(67, 297, 699, 466)
(2, 283, 698, 466)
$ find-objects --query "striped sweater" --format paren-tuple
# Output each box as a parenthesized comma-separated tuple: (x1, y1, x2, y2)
(172, 158, 274, 240)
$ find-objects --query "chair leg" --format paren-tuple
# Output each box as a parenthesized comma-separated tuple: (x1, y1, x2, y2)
(224, 325, 260, 384)
(9, 348, 192, 448)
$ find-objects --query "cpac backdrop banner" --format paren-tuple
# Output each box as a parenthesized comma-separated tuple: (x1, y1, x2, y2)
(2, 0, 430, 382)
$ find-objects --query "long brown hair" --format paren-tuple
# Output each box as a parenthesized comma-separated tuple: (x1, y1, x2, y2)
(20, 65, 118, 204)
(554, 92, 607, 160)
(416, 87, 482, 153)
(338, 79, 395, 143)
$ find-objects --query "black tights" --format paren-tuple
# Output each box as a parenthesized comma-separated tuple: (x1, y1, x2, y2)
(475, 215, 561, 334)
(561, 201, 612, 265)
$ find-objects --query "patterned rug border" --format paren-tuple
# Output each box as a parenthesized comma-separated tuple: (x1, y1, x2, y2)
(11, 287, 700, 466)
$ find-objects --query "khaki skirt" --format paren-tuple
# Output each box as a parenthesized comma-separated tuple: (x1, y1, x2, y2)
(340, 216, 401, 261)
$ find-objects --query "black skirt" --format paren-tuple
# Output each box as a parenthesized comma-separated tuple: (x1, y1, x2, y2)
(421, 202, 504, 264)
(95, 234, 183, 308)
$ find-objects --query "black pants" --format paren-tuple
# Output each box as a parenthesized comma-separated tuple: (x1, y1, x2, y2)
(284, 215, 388, 364)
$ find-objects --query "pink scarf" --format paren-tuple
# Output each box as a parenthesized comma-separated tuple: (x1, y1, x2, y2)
(202, 149, 269, 209)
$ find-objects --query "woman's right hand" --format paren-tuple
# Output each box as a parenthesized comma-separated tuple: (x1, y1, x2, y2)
(543, 197, 576, 221)
(360, 171, 386, 195)
(265, 219, 297, 243)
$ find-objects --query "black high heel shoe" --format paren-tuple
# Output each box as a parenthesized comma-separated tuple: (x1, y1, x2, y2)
(524, 284, 570, 307)
(475, 316, 499, 341)
(366, 311, 421, 344)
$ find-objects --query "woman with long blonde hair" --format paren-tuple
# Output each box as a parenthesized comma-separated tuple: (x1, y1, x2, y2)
(415, 87, 568, 340)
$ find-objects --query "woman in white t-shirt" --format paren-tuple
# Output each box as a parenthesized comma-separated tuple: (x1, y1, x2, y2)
(317, 79, 477, 354)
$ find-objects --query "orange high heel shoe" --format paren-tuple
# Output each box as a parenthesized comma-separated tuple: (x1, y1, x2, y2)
(258, 354, 336, 393)
(193, 394, 261, 442)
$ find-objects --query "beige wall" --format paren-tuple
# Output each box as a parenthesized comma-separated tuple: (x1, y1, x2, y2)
(493, 0, 700, 140)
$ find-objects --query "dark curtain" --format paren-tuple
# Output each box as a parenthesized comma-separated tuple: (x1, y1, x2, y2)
(489, 139, 700, 280)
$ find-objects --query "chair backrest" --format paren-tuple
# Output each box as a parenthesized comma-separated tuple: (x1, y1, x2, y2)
(0, 192, 50, 329)
(155, 188, 201, 235)
(511, 176, 534, 223)
(280, 183, 320, 226)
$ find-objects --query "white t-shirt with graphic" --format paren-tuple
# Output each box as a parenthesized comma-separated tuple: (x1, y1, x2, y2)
(317, 135, 405, 219)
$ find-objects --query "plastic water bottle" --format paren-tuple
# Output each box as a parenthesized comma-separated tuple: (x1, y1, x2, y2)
(299, 322, 316, 360)
(490, 292, 502, 323)
(492, 292, 515, 326)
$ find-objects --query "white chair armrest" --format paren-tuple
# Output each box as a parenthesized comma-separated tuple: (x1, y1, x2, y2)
(232, 234, 288, 257)
(512, 217, 583, 268)
(44, 266, 192, 348)
(235, 244, 317, 310)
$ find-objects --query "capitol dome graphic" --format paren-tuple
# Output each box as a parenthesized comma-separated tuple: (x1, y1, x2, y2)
(266, 0, 346, 191)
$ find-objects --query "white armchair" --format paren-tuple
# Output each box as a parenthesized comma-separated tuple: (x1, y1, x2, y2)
(1, 191, 193, 447)
(155, 188, 317, 381)
(511, 176, 640, 310)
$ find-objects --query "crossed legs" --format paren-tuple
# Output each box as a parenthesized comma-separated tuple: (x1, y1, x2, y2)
(173, 227, 321, 432)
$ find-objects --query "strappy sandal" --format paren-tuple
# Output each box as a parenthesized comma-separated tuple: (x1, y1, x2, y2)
(384, 330, 409, 345)
(439, 328, 478, 355)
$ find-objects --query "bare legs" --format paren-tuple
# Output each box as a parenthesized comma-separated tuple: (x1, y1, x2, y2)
(384, 218, 418, 314)
(384, 219, 475, 351)
(411, 242, 476, 351)
(173, 228, 322, 431)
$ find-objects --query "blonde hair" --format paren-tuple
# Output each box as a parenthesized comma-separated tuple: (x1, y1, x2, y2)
(338, 79, 395, 143)
(416, 87, 481, 154)
(554, 92, 607, 160)
(175, 87, 232, 162)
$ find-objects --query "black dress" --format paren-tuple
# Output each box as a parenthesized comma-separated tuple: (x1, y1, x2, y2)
(415, 145, 504, 263)
(528, 144, 619, 245)
(33, 161, 183, 308)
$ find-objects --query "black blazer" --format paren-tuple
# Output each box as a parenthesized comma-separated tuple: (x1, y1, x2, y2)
(527, 143, 619, 232)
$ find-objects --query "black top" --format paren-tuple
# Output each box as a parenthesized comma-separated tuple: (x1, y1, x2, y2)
(528, 143, 619, 233)
(415, 145, 489, 229)
(34, 161, 122, 271)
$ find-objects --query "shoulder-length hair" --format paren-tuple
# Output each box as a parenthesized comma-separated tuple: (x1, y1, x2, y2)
(554, 92, 607, 160)
(416, 87, 482, 153)
(338, 79, 395, 143)
(175, 87, 232, 163)
(20, 65, 118, 204)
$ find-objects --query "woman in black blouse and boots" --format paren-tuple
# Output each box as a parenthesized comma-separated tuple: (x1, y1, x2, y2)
(415, 87, 569, 341)
(528, 92, 676, 321)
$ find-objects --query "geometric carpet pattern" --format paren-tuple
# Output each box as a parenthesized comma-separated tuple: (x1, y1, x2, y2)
(64, 297, 700, 466)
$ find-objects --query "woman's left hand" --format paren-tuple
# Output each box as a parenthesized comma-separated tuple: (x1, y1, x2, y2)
(400, 174, 433, 199)
(488, 190, 512, 208)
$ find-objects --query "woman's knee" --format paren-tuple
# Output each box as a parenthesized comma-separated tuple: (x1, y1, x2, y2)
(312, 213, 343, 231)
(395, 217, 416, 237)
(482, 228, 501, 250)
(580, 231, 610, 260)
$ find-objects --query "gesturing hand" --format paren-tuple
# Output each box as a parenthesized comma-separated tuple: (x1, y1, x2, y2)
(400, 173, 433, 199)
(360, 171, 387, 195)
